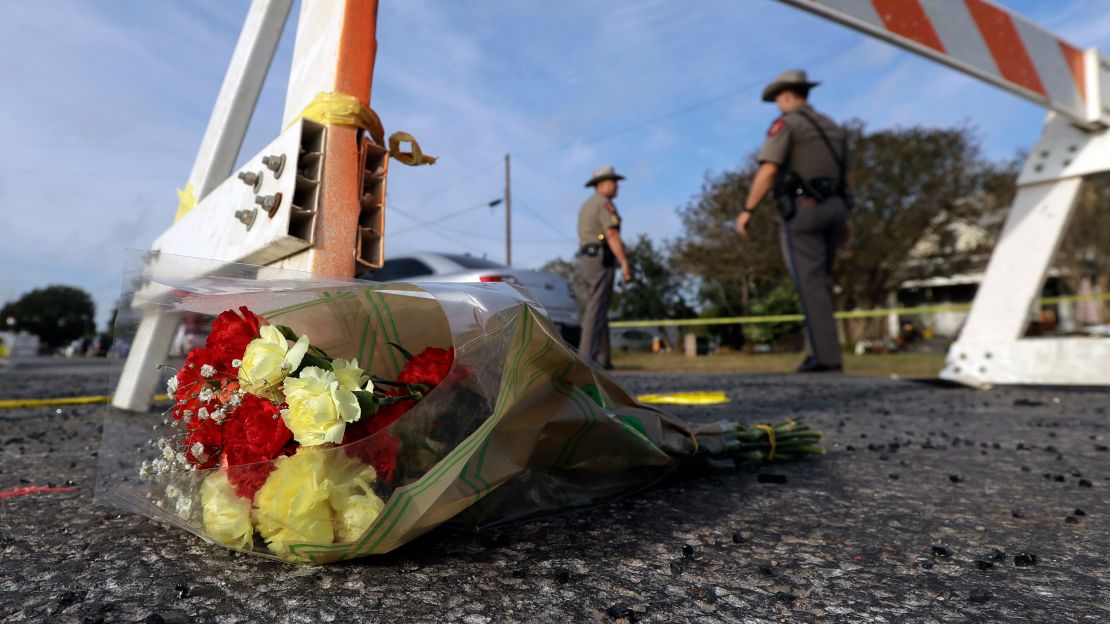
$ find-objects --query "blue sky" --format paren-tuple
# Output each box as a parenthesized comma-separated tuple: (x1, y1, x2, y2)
(2, 0, 1110, 328)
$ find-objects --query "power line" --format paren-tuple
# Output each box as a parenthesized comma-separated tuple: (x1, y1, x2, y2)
(388, 159, 502, 202)
(515, 197, 575, 242)
(514, 44, 844, 158)
(388, 200, 496, 236)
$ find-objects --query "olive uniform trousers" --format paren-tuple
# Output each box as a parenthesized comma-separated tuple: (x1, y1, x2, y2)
(780, 197, 849, 367)
(577, 253, 614, 368)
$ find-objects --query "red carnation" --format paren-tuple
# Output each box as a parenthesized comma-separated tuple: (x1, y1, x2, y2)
(222, 394, 291, 466)
(397, 347, 455, 387)
(183, 416, 222, 469)
(226, 462, 277, 501)
(221, 393, 292, 499)
(173, 347, 221, 401)
(206, 306, 263, 371)
(343, 422, 402, 486)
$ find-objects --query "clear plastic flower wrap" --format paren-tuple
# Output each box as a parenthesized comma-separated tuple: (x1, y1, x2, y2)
(97, 252, 823, 564)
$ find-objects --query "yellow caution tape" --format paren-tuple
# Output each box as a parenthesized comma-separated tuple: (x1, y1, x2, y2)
(289, 91, 436, 166)
(388, 131, 437, 166)
(0, 394, 171, 410)
(636, 391, 730, 405)
(754, 424, 777, 460)
(174, 183, 197, 223)
(612, 292, 1110, 328)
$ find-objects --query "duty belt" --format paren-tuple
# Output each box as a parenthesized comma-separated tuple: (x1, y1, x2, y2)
(578, 242, 604, 256)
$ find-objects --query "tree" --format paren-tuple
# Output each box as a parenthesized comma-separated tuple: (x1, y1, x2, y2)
(1, 285, 96, 350)
(1052, 172, 1110, 322)
(670, 164, 793, 347)
(541, 236, 694, 349)
(614, 234, 695, 322)
(539, 257, 586, 307)
(671, 122, 1018, 345)
(837, 122, 1015, 311)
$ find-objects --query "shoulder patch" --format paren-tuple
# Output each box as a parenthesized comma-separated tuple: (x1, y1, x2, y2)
(768, 119, 786, 137)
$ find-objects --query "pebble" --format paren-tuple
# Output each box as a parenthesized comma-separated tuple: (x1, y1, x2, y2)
(1078, 479, 1093, 487)
(553, 568, 571, 584)
(669, 561, 684, 575)
(774, 591, 796, 602)
(931, 545, 950, 558)
(173, 584, 189, 599)
(682, 544, 695, 559)
(606, 605, 633, 620)
(757, 473, 788, 485)
(1074, 508, 1086, 516)
(988, 548, 1006, 561)
(1012, 509, 1024, 519)
(1065, 515, 1079, 524)
(757, 563, 774, 576)
(948, 475, 962, 483)
(732, 532, 746, 544)
(920, 560, 934, 569)
(968, 589, 992, 603)
(888, 473, 900, 480)
(1014, 552, 1038, 566)
(974, 560, 994, 571)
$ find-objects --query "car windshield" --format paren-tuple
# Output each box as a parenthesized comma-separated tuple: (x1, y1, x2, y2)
(443, 254, 505, 270)
(370, 258, 435, 281)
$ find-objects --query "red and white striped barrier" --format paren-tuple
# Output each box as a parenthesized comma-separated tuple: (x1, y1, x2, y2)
(780, 0, 1110, 127)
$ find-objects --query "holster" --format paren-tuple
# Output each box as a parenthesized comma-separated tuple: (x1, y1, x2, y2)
(773, 173, 800, 222)
(774, 192, 797, 222)
(579, 242, 616, 268)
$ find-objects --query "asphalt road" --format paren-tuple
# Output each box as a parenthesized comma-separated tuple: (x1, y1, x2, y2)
(1, 356, 1108, 623)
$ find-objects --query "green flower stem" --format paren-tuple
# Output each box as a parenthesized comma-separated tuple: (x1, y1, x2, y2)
(704, 419, 826, 463)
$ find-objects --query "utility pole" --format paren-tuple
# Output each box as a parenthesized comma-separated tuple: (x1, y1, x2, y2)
(504, 153, 512, 266)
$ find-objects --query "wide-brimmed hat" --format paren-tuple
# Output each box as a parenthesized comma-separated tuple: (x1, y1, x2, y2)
(761, 69, 821, 102)
(585, 165, 626, 188)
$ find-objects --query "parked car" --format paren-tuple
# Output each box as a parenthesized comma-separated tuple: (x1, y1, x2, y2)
(611, 328, 655, 352)
(90, 333, 114, 357)
(362, 253, 581, 344)
(62, 337, 91, 358)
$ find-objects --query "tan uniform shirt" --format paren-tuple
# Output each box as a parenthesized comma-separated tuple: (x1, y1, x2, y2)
(757, 103, 848, 181)
(577, 192, 621, 248)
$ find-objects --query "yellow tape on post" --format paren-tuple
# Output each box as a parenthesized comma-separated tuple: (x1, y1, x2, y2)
(174, 183, 197, 222)
(289, 91, 436, 166)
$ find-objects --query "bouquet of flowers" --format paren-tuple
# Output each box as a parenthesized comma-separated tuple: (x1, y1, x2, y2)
(98, 254, 822, 564)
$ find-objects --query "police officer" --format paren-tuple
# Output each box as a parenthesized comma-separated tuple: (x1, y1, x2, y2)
(577, 165, 631, 369)
(735, 69, 853, 373)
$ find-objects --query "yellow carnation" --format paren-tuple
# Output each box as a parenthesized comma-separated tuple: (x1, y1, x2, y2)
(238, 325, 309, 399)
(327, 453, 385, 543)
(281, 367, 361, 446)
(200, 470, 253, 550)
(332, 358, 371, 392)
(252, 447, 334, 559)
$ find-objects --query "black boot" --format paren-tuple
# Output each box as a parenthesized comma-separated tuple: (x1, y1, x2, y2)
(796, 356, 842, 373)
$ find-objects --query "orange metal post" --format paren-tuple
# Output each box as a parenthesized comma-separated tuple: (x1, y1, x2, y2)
(276, 0, 380, 279)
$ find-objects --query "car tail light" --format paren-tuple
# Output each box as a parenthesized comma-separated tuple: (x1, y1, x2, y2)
(479, 275, 521, 286)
